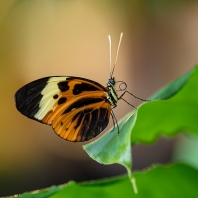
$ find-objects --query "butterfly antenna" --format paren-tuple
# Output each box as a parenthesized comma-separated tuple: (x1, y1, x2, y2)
(108, 35, 112, 79)
(110, 32, 123, 78)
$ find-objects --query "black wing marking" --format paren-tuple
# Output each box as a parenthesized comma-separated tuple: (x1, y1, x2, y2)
(15, 77, 49, 120)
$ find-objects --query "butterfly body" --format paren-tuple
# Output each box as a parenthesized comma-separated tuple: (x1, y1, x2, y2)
(15, 76, 119, 142)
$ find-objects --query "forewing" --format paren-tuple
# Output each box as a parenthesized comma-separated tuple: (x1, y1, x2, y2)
(14, 76, 106, 123)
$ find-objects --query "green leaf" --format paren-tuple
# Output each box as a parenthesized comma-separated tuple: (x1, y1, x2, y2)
(149, 67, 193, 100)
(16, 163, 198, 198)
(83, 111, 137, 192)
(132, 66, 198, 144)
(18, 186, 61, 198)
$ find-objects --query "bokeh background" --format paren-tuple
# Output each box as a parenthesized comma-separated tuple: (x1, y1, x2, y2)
(1, 0, 198, 196)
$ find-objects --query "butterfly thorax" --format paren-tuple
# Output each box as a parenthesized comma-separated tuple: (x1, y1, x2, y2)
(106, 77, 118, 108)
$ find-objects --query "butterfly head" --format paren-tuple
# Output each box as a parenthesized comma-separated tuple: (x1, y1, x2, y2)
(108, 77, 116, 87)
(108, 77, 127, 91)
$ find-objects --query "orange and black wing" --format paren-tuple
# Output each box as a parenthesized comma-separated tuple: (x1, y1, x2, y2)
(15, 76, 111, 142)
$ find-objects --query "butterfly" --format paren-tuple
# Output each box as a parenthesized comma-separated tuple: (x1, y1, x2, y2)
(14, 33, 148, 142)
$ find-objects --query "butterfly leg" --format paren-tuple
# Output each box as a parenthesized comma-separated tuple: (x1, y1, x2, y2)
(110, 112, 116, 131)
(119, 90, 151, 102)
(110, 109, 120, 135)
(120, 98, 137, 109)
(118, 90, 151, 108)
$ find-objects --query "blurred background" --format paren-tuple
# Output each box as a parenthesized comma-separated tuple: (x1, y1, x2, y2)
(1, 0, 198, 196)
